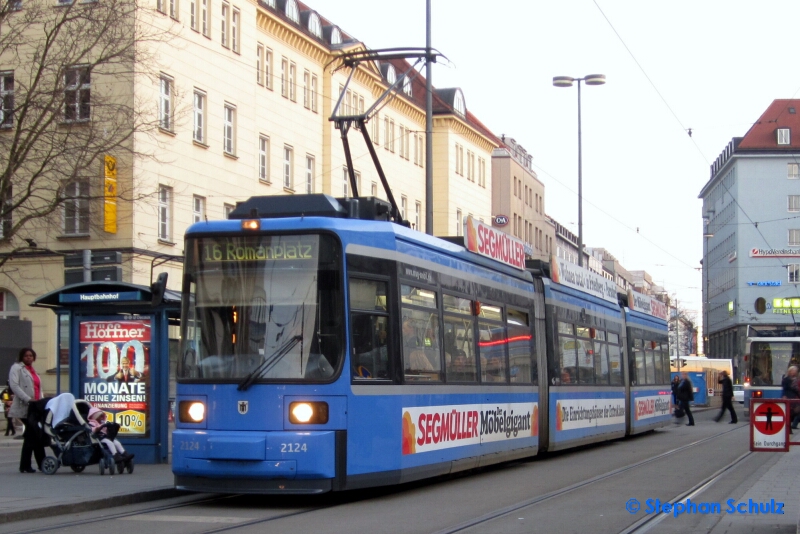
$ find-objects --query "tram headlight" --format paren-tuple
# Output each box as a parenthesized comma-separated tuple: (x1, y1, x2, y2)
(288, 401, 329, 424)
(179, 401, 206, 423)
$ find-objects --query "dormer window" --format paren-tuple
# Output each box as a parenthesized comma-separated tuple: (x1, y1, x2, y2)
(453, 89, 465, 117)
(308, 12, 322, 37)
(385, 65, 396, 85)
(403, 76, 412, 97)
(285, 0, 299, 23)
(778, 128, 791, 145)
(330, 26, 341, 44)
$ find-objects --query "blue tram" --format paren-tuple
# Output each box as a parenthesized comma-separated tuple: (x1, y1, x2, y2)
(744, 327, 800, 414)
(172, 194, 670, 494)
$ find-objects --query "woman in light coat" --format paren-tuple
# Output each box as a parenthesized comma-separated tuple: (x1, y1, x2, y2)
(8, 348, 45, 472)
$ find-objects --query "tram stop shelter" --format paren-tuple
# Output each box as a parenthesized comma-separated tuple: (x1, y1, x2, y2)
(32, 281, 181, 463)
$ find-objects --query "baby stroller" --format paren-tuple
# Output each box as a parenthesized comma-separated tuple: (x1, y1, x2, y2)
(40, 393, 133, 475)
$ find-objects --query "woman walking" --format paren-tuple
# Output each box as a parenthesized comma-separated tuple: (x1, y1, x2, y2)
(8, 348, 45, 472)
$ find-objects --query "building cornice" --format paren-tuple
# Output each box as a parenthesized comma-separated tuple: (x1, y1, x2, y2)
(434, 115, 498, 153)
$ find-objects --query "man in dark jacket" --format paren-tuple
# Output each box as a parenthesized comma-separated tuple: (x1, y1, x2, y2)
(676, 372, 695, 426)
(713, 370, 738, 424)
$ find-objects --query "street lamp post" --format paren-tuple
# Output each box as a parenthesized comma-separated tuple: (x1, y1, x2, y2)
(553, 74, 606, 267)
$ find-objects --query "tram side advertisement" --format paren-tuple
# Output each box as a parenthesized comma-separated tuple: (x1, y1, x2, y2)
(79, 318, 151, 438)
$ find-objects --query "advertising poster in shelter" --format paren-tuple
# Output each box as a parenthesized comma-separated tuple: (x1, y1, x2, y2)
(79, 318, 151, 438)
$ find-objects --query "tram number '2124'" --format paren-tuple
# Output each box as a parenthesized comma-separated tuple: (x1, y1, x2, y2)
(280, 443, 307, 453)
(81, 340, 146, 379)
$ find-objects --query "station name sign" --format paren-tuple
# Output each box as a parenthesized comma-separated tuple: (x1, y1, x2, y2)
(59, 291, 142, 304)
(550, 255, 618, 304)
(464, 216, 525, 270)
(627, 289, 668, 320)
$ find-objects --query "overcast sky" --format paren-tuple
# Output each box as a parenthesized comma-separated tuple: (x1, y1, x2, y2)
(306, 0, 800, 336)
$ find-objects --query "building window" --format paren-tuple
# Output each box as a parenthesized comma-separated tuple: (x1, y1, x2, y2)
(284, 0, 298, 22)
(389, 119, 395, 152)
(256, 44, 264, 85)
(159, 75, 173, 131)
(0, 290, 20, 320)
(303, 70, 310, 108)
(224, 203, 235, 218)
(157, 0, 166, 13)
(193, 89, 206, 143)
(790, 229, 800, 246)
(280, 58, 288, 97)
(371, 181, 378, 197)
(158, 186, 172, 241)
(308, 12, 322, 37)
(777, 128, 791, 145)
(169, 0, 179, 19)
(453, 90, 465, 116)
(790, 264, 800, 284)
(372, 113, 380, 145)
(403, 76, 412, 97)
(478, 157, 486, 187)
(190, 0, 197, 29)
(401, 196, 407, 220)
(223, 104, 236, 155)
(201, 0, 209, 36)
(305, 155, 314, 194)
(63, 180, 89, 235)
(283, 146, 293, 189)
(789, 163, 799, 179)
(310, 74, 317, 112)
(64, 66, 90, 122)
(0, 71, 13, 128)
(790, 196, 800, 212)
(259, 135, 269, 182)
(221, 2, 229, 47)
(265, 49, 273, 90)
(342, 167, 349, 197)
(383, 116, 390, 149)
(0, 186, 10, 239)
(415, 202, 421, 230)
(231, 8, 240, 53)
(289, 62, 296, 102)
(192, 195, 205, 223)
(456, 209, 462, 236)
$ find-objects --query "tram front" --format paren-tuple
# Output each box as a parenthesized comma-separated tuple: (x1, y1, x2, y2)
(173, 225, 348, 494)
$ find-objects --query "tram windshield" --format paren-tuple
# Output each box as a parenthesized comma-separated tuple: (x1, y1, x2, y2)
(749, 341, 800, 386)
(178, 233, 344, 383)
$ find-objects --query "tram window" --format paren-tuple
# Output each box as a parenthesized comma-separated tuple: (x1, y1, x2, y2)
(349, 279, 387, 311)
(559, 335, 577, 385)
(662, 344, 670, 382)
(351, 313, 390, 380)
(479, 304, 503, 321)
(402, 308, 442, 382)
(444, 316, 477, 382)
(401, 284, 436, 308)
(479, 320, 508, 383)
(594, 339, 609, 385)
(507, 308, 534, 384)
(576, 337, 594, 384)
(576, 326, 591, 338)
(558, 322, 573, 335)
(645, 345, 656, 385)
(443, 294, 472, 315)
(608, 342, 623, 385)
(634, 339, 645, 385)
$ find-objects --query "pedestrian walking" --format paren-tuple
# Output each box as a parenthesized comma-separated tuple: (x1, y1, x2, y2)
(781, 365, 800, 431)
(713, 370, 738, 424)
(676, 372, 695, 426)
(8, 348, 46, 472)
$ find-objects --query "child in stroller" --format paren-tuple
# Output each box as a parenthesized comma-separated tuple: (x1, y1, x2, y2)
(39, 393, 133, 475)
(87, 407, 134, 464)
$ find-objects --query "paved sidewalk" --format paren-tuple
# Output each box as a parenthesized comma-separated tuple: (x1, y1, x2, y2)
(0, 433, 181, 524)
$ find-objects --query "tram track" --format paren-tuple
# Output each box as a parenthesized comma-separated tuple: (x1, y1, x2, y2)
(4, 424, 749, 534)
(431, 424, 748, 534)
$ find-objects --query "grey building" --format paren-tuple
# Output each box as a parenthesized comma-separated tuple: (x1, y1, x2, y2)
(699, 99, 800, 379)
